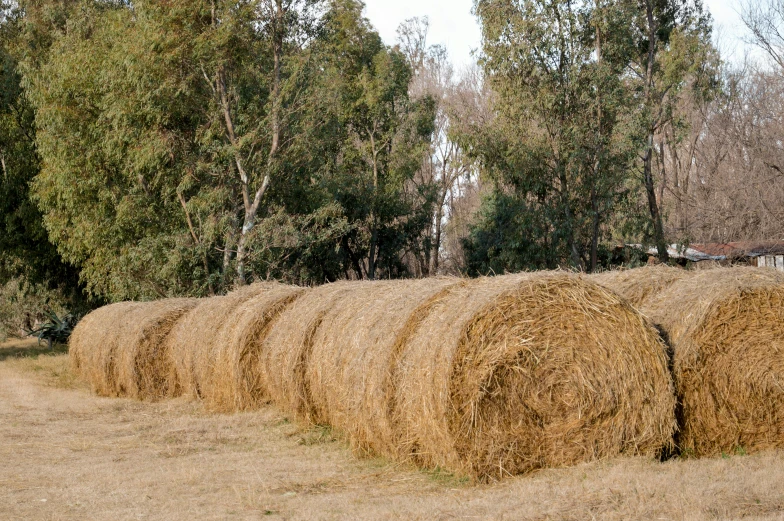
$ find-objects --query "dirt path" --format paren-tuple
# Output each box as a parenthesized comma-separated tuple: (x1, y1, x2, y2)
(1, 342, 784, 520)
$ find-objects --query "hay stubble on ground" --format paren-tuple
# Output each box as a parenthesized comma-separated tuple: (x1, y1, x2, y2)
(2, 340, 784, 520)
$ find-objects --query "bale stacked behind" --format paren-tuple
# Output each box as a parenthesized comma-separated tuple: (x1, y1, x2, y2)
(640, 267, 784, 456)
(393, 273, 676, 480)
(198, 284, 305, 412)
(165, 283, 274, 407)
(69, 302, 143, 388)
(303, 278, 464, 456)
(591, 265, 691, 308)
(69, 299, 197, 399)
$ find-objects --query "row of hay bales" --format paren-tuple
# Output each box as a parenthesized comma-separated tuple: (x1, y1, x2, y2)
(69, 267, 784, 479)
(70, 272, 677, 480)
(592, 266, 784, 458)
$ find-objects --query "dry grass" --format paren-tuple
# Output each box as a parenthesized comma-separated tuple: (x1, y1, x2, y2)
(639, 267, 784, 457)
(1, 344, 783, 521)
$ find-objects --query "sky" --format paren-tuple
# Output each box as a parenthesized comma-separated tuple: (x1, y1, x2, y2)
(363, 0, 754, 69)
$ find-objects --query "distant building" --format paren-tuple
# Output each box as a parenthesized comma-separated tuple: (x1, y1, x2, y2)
(633, 242, 784, 271)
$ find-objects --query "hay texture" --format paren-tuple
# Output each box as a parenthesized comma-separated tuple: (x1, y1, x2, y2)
(69, 299, 197, 399)
(166, 283, 302, 411)
(639, 267, 784, 456)
(260, 282, 356, 420)
(303, 278, 464, 455)
(263, 273, 676, 480)
(591, 265, 691, 308)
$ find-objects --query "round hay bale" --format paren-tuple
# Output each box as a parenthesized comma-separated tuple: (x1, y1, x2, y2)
(69, 299, 197, 399)
(392, 273, 676, 480)
(639, 267, 784, 456)
(198, 284, 305, 412)
(69, 302, 142, 387)
(165, 283, 285, 409)
(591, 265, 691, 308)
(303, 278, 464, 456)
(259, 282, 355, 421)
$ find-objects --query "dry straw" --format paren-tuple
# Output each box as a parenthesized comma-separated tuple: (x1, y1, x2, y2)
(69, 299, 197, 399)
(591, 265, 691, 308)
(638, 267, 784, 456)
(165, 283, 303, 411)
(303, 278, 464, 455)
(263, 273, 676, 480)
(259, 282, 356, 420)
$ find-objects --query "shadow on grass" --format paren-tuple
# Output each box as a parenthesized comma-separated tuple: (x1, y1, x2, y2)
(0, 339, 68, 361)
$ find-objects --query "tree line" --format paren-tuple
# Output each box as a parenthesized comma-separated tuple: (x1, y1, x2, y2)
(1, 0, 783, 327)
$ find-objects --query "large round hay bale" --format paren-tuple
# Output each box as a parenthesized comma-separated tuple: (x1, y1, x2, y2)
(591, 265, 691, 308)
(69, 299, 197, 399)
(69, 302, 143, 387)
(259, 282, 355, 421)
(165, 283, 297, 410)
(639, 267, 784, 456)
(198, 284, 305, 412)
(392, 273, 676, 480)
(303, 278, 464, 456)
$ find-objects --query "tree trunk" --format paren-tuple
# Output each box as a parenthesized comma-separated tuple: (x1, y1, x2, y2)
(644, 141, 669, 261)
(643, 0, 669, 263)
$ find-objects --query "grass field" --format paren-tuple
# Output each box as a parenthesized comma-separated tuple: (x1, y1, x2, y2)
(1, 338, 784, 520)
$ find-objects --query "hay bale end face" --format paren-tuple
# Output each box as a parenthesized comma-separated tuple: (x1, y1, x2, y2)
(591, 265, 690, 308)
(394, 273, 677, 480)
(640, 267, 784, 456)
(69, 299, 197, 399)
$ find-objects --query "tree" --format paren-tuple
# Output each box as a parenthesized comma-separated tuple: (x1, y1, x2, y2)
(628, 0, 715, 262)
(0, 0, 84, 301)
(396, 17, 474, 276)
(307, 0, 436, 280)
(467, 0, 640, 273)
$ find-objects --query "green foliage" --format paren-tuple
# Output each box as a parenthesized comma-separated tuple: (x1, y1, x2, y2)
(463, 0, 718, 274)
(16, 0, 436, 297)
(0, 277, 69, 341)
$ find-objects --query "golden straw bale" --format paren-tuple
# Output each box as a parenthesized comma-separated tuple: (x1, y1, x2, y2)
(196, 284, 305, 412)
(165, 283, 275, 404)
(392, 273, 676, 480)
(69, 299, 197, 399)
(639, 267, 784, 456)
(69, 302, 142, 385)
(591, 265, 691, 308)
(303, 278, 464, 456)
(260, 282, 355, 420)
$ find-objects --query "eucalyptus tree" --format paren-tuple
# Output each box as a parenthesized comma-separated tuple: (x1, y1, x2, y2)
(467, 0, 640, 272)
(626, 0, 716, 261)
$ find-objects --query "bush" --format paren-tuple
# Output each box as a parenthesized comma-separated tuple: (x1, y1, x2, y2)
(0, 277, 69, 342)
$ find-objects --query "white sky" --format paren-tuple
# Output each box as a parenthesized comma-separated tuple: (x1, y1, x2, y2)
(363, 0, 754, 68)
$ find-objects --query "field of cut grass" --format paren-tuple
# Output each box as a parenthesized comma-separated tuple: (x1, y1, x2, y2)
(1, 338, 784, 520)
